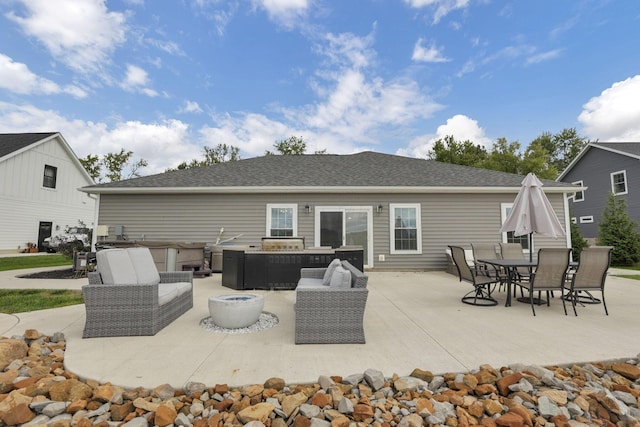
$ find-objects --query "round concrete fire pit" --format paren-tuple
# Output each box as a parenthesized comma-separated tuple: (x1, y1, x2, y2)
(208, 294, 264, 329)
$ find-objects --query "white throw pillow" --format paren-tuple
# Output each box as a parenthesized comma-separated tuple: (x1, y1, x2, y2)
(322, 258, 342, 286)
(329, 266, 352, 289)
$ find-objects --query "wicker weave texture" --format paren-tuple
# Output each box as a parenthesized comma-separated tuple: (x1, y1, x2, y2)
(295, 260, 369, 344)
(82, 271, 193, 338)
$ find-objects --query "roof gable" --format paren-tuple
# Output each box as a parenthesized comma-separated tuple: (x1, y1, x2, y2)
(557, 142, 640, 181)
(83, 151, 573, 194)
(0, 132, 57, 159)
(0, 132, 95, 185)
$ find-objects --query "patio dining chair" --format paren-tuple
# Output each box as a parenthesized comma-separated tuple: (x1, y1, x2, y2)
(566, 246, 613, 316)
(499, 242, 531, 296)
(471, 243, 506, 291)
(527, 248, 571, 316)
(449, 245, 499, 306)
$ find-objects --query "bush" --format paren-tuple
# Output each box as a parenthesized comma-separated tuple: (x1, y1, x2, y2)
(597, 193, 640, 266)
(56, 240, 90, 260)
(570, 217, 588, 261)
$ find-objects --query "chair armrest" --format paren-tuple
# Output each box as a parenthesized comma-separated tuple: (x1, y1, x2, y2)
(300, 268, 326, 280)
(159, 271, 193, 284)
(82, 282, 159, 307)
(295, 287, 369, 310)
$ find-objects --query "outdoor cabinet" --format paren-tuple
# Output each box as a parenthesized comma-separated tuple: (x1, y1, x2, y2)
(221, 247, 364, 291)
(244, 253, 268, 289)
(221, 249, 244, 290)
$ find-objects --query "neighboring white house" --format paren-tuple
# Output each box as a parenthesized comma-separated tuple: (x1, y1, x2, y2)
(0, 132, 95, 253)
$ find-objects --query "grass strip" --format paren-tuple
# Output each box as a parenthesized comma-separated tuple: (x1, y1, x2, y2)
(0, 289, 83, 314)
(0, 255, 71, 271)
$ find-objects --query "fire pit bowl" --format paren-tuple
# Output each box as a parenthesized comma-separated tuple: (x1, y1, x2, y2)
(208, 294, 264, 329)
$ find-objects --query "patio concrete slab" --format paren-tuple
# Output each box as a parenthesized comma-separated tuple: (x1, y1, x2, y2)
(1, 266, 638, 389)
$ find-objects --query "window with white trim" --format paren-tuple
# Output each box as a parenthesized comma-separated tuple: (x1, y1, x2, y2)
(500, 203, 529, 251)
(611, 170, 628, 195)
(579, 216, 594, 223)
(571, 217, 577, 224)
(390, 204, 422, 254)
(571, 180, 584, 202)
(43, 164, 57, 189)
(266, 204, 297, 237)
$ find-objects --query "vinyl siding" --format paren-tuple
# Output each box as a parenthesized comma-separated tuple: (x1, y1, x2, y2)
(97, 191, 569, 270)
(0, 136, 94, 252)
(562, 147, 640, 238)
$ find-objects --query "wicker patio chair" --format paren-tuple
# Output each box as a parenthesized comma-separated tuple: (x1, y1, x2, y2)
(449, 245, 499, 306)
(527, 248, 571, 316)
(566, 246, 613, 316)
(82, 248, 193, 338)
(295, 260, 368, 344)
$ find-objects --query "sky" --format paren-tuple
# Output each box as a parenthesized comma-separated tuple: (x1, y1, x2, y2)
(1, 0, 639, 175)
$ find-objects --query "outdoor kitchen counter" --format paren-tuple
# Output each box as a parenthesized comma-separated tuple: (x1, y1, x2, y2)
(221, 247, 364, 290)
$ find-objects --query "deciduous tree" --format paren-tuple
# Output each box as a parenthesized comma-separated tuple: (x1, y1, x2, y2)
(79, 149, 148, 183)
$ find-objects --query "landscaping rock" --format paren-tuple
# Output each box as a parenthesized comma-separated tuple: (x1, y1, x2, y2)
(1, 330, 640, 427)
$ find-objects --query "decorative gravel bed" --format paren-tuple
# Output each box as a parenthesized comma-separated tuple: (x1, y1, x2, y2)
(199, 312, 279, 334)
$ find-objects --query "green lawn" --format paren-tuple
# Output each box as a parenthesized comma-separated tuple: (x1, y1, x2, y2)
(0, 254, 71, 271)
(0, 289, 83, 314)
(0, 255, 80, 313)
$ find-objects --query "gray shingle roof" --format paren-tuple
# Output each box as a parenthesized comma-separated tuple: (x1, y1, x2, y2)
(593, 142, 640, 157)
(0, 133, 57, 159)
(83, 151, 571, 192)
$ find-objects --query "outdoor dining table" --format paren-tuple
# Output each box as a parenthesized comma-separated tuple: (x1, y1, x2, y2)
(477, 258, 536, 307)
(478, 258, 578, 307)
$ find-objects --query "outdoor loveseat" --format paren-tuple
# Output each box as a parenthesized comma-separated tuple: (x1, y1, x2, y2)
(295, 259, 368, 344)
(82, 247, 193, 338)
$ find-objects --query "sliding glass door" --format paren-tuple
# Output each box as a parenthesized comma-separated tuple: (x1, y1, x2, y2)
(316, 207, 373, 267)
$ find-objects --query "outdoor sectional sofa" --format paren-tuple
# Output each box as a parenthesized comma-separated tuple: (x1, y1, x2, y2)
(295, 259, 369, 344)
(82, 247, 193, 338)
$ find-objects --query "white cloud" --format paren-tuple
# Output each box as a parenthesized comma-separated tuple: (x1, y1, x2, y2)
(121, 64, 158, 97)
(0, 102, 199, 175)
(578, 75, 640, 141)
(524, 49, 563, 66)
(0, 54, 87, 98)
(403, 0, 470, 24)
(6, 0, 127, 74)
(397, 114, 492, 158)
(252, 0, 309, 28)
(411, 38, 450, 63)
(180, 100, 204, 114)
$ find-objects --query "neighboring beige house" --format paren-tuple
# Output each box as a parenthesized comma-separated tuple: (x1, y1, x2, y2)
(0, 133, 95, 253)
(81, 152, 577, 270)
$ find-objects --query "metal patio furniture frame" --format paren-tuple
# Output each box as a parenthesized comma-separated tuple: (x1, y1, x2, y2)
(566, 246, 613, 316)
(449, 245, 499, 307)
(527, 248, 571, 316)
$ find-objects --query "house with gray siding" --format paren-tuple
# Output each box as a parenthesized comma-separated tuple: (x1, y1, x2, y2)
(81, 152, 576, 270)
(558, 142, 640, 240)
(0, 133, 95, 253)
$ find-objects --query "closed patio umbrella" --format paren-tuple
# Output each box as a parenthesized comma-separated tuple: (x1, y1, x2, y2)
(500, 173, 566, 261)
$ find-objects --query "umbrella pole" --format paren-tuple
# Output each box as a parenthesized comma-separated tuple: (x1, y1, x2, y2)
(529, 233, 533, 262)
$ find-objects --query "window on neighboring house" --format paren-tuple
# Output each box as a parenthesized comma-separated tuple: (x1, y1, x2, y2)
(266, 204, 297, 237)
(579, 216, 594, 223)
(390, 204, 422, 254)
(611, 170, 628, 195)
(571, 180, 584, 202)
(571, 217, 577, 224)
(501, 203, 529, 251)
(43, 165, 57, 189)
